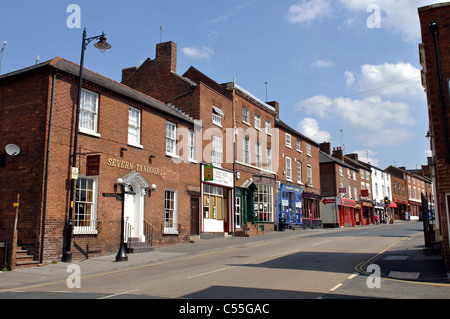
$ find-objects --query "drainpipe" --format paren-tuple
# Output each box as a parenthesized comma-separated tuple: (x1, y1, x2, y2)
(40, 71, 56, 264)
(429, 22, 450, 164)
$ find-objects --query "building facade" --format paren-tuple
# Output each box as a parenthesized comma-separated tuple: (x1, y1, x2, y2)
(370, 165, 392, 223)
(0, 57, 200, 268)
(419, 1, 450, 270)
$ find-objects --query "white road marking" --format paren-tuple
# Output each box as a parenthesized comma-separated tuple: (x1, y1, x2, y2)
(329, 283, 343, 292)
(97, 289, 139, 299)
(312, 240, 332, 247)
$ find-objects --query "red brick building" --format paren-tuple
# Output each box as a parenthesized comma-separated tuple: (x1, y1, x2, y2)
(275, 119, 322, 229)
(0, 57, 199, 268)
(122, 41, 322, 235)
(319, 143, 360, 228)
(419, 2, 450, 270)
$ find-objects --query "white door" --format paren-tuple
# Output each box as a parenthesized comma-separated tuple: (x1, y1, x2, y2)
(124, 181, 145, 242)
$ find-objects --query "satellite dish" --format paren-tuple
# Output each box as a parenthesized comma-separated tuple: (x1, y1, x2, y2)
(5, 144, 20, 157)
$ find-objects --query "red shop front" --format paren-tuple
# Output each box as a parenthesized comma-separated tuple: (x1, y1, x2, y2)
(338, 198, 357, 227)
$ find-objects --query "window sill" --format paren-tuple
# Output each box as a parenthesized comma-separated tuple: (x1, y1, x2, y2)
(79, 128, 101, 138)
(128, 142, 144, 149)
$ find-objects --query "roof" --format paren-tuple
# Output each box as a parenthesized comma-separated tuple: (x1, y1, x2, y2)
(275, 119, 320, 147)
(0, 57, 194, 123)
(319, 150, 359, 171)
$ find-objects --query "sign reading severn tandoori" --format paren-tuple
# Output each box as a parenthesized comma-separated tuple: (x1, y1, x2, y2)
(107, 158, 162, 176)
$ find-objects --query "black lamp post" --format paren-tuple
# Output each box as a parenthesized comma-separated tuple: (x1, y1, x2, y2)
(62, 28, 111, 263)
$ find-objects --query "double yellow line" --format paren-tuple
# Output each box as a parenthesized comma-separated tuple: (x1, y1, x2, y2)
(355, 232, 450, 287)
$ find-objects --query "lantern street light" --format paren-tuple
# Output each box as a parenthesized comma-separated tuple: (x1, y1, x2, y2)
(63, 28, 111, 263)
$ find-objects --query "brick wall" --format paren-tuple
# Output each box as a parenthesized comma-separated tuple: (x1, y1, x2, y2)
(419, 2, 450, 269)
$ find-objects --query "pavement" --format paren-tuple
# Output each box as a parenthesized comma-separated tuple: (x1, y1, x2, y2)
(1, 221, 449, 293)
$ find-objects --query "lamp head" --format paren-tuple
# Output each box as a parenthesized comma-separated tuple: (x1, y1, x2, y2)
(94, 33, 112, 53)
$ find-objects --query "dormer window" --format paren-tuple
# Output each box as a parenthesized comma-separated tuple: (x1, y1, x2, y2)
(212, 106, 224, 127)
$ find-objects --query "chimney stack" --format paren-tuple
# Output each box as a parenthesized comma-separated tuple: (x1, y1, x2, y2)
(332, 147, 343, 161)
(267, 101, 279, 119)
(319, 142, 331, 155)
(155, 41, 177, 72)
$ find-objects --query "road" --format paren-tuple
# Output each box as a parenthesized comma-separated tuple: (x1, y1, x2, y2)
(1, 222, 449, 304)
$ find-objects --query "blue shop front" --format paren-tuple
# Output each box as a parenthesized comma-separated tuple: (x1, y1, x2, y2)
(276, 184, 303, 230)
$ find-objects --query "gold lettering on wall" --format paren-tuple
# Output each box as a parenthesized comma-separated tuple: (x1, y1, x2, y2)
(107, 158, 162, 176)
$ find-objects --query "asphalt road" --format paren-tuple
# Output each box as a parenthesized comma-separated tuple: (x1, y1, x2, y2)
(2, 221, 449, 304)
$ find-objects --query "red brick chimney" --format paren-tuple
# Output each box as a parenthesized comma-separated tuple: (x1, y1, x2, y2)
(267, 101, 279, 119)
(155, 41, 177, 73)
(346, 153, 359, 161)
(332, 147, 343, 161)
(320, 142, 331, 155)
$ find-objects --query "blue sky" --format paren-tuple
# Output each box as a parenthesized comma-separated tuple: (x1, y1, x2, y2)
(1, 0, 445, 170)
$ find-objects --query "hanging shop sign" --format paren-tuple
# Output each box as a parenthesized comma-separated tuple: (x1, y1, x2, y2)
(87, 155, 101, 176)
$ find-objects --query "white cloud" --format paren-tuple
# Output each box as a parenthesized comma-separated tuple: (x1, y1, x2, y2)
(312, 59, 334, 68)
(181, 46, 214, 60)
(339, 0, 449, 42)
(348, 62, 422, 98)
(296, 95, 414, 131)
(286, 0, 331, 25)
(297, 118, 331, 143)
(353, 149, 379, 167)
(357, 128, 413, 147)
(345, 71, 355, 87)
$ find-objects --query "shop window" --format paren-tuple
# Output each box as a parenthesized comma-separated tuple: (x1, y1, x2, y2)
(164, 189, 178, 234)
(203, 184, 226, 220)
(74, 177, 98, 235)
(254, 184, 273, 223)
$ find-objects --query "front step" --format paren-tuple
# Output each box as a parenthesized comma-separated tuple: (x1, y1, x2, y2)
(15, 247, 40, 269)
(235, 223, 265, 237)
(126, 238, 155, 254)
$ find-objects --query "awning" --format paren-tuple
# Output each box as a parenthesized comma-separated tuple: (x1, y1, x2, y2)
(212, 106, 224, 116)
(388, 202, 398, 208)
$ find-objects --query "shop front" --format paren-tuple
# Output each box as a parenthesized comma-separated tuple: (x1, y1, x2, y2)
(338, 198, 357, 227)
(201, 165, 234, 238)
(302, 191, 323, 229)
(361, 201, 374, 225)
(277, 184, 303, 230)
(393, 198, 408, 220)
(253, 176, 275, 231)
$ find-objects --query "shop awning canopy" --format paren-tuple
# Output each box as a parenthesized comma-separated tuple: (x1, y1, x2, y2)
(388, 202, 398, 208)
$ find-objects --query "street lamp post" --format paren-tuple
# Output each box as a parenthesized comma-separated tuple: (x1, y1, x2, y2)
(62, 28, 111, 263)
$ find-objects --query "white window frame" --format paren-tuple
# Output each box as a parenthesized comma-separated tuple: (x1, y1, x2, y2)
(307, 165, 312, 186)
(306, 143, 311, 156)
(296, 139, 301, 152)
(286, 157, 292, 181)
(255, 142, 262, 168)
(242, 107, 250, 124)
(164, 189, 178, 235)
(297, 161, 302, 184)
(128, 106, 142, 148)
(188, 130, 195, 162)
(79, 89, 100, 136)
(243, 136, 250, 164)
(212, 106, 223, 127)
(74, 176, 98, 235)
(166, 121, 177, 157)
(265, 120, 271, 135)
(266, 147, 272, 171)
(285, 133, 292, 148)
(212, 136, 222, 166)
(254, 114, 261, 130)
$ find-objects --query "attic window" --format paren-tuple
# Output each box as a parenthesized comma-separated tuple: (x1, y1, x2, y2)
(212, 106, 224, 126)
